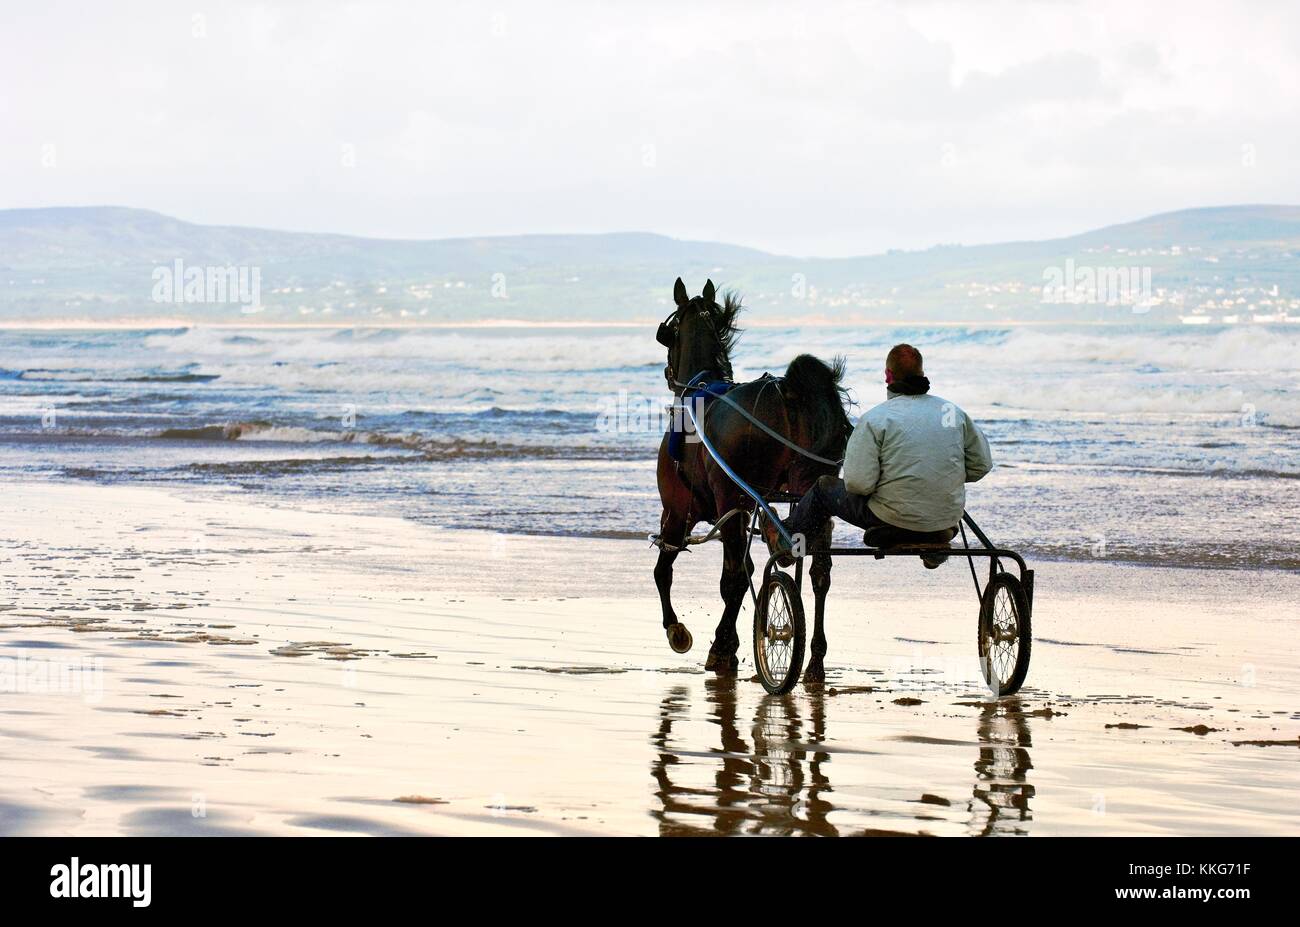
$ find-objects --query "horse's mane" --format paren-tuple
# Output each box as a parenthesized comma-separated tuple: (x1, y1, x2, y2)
(713, 290, 744, 358)
(784, 353, 853, 473)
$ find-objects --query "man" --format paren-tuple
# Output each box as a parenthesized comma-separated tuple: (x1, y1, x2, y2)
(777, 343, 992, 566)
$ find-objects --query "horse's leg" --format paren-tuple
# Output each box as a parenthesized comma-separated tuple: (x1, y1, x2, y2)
(656, 511, 693, 653)
(805, 520, 833, 686)
(705, 510, 751, 674)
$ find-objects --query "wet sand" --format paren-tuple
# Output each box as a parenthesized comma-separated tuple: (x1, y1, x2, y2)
(1, 481, 1296, 836)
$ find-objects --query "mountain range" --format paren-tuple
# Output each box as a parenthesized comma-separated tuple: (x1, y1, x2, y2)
(2, 204, 1299, 324)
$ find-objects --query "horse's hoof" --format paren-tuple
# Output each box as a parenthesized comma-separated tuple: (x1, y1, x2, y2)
(706, 651, 739, 675)
(666, 623, 693, 654)
(803, 659, 825, 687)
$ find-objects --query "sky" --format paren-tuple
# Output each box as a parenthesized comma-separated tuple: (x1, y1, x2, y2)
(4, 0, 1299, 256)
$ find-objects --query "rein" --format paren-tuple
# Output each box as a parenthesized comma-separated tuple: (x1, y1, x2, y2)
(672, 375, 844, 468)
(662, 294, 843, 469)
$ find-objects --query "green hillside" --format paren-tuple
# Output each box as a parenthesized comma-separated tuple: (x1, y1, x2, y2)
(2, 205, 1298, 323)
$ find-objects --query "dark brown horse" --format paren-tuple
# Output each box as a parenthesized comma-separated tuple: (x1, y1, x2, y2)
(653, 278, 852, 684)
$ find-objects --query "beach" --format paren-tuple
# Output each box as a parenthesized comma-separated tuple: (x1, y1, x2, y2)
(3, 480, 1296, 837)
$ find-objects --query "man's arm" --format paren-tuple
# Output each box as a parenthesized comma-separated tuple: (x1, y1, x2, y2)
(963, 413, 993, 483)
(842, 416, 881, 495)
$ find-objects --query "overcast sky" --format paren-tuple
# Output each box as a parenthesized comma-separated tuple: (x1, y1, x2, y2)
(4, 0, 1299, 256)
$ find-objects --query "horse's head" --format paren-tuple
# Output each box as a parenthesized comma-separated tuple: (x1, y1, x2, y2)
(658, 277, 742, 393)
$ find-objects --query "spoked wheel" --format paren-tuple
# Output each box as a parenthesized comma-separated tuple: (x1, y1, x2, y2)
(753, 570, 805, 695)
(977, 573, 1032, 696)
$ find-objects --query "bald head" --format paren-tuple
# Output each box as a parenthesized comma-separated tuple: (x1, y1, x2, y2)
(885, 343, 924, 383)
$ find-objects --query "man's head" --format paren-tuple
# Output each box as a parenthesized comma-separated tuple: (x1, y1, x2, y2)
(885, 343, 924, 385)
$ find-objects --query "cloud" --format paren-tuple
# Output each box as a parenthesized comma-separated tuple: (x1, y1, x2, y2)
(1, 0, 1297, 255)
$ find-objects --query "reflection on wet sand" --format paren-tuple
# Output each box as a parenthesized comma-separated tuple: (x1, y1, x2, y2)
(651, 680, 1036, 836)
(968, 699, 1035, 836)
(650, 679, 837, 835)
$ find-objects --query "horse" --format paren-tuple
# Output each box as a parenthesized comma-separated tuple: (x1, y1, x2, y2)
(653, 277, 852, 684)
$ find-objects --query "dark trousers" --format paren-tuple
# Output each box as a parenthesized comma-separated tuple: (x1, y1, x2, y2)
(787, 475, 886, 538)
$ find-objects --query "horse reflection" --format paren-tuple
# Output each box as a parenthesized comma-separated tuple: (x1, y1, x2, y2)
(651, 677, 837, 835)
(652, 680, 1038, 836)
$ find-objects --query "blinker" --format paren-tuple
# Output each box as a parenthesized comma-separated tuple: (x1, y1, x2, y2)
(656, 320, 676, 347)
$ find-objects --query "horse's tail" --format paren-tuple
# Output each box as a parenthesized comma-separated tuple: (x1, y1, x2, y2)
(783, 353, 853, 480)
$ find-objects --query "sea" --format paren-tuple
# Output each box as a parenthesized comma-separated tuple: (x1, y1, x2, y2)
(1, 323, 1296, 569)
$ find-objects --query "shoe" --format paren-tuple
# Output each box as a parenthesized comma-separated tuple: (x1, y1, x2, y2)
(920, 530, 956, 569)
(919, 542, 951, 569)
(760, 513, 796, 567)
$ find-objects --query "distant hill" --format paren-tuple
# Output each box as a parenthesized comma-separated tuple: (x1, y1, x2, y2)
(2, 204, 1299, 323)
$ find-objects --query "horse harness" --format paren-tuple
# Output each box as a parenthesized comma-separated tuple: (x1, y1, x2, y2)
(668, 372, 792, 528)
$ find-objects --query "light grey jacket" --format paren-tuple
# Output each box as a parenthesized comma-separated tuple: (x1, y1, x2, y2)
(842, 391, 993, 532)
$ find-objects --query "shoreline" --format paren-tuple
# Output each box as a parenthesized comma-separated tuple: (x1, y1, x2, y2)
(8, 470, 1300, 573)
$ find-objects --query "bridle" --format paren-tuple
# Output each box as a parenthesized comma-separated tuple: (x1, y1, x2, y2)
(658, 298, 728, 391)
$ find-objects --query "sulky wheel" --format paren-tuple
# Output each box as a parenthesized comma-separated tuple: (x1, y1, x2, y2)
(753, 570, 805, 695)
(977, 572, 1032, 696)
